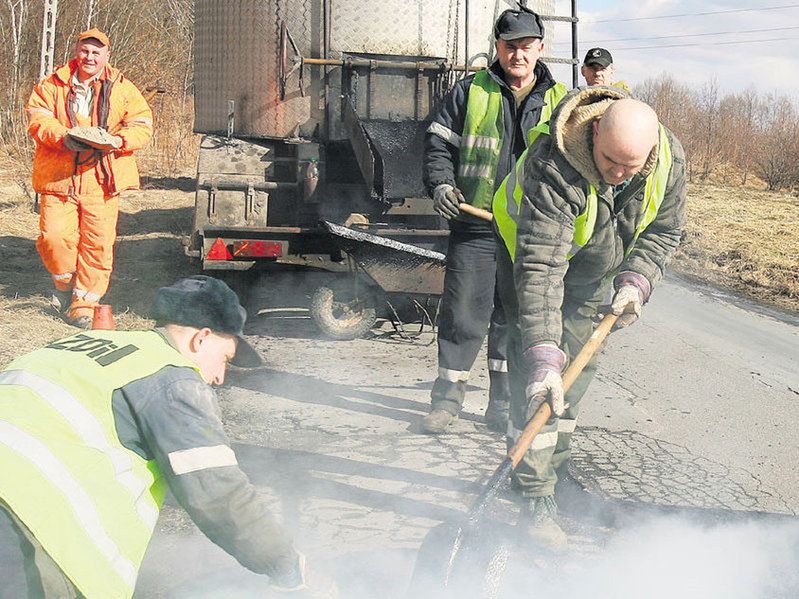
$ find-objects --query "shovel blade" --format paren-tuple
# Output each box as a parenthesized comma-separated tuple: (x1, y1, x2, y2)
(406, 520, 537, 599)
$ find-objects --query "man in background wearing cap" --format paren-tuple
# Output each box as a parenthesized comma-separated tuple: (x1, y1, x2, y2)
(26, 28, 153, 329)
(0, 276, 336, 598)
(421, 7, 568, 434)
(581, 47, 630, 92)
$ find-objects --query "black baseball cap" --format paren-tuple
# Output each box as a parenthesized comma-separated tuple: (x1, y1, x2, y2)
(494, 8, 545, 41)
(583, 47, 613, 67)
(150, 275, 263, 368)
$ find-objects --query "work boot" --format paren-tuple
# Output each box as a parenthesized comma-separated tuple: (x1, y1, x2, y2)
(49, 290, 73, 314)
(484, 398, 509, 433)
(420, 409, 457, 434)
(64, 314, 93, 329)
(518, 495, 568, 552)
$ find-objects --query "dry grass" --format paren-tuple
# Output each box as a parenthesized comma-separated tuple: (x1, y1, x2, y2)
(673, 183, 799, 314)
(0, 182, 74, 363)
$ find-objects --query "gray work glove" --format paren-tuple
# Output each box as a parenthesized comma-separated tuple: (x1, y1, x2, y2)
(269, 552, 339, 598)
(432, 183, 463, 220)
(523, 344, 567, 419)
(608, 271, 652, 328)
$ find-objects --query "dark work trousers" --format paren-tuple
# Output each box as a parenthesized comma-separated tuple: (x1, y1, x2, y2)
(0, 501, 82, 599)
(431, 228, 510, 416)
(495, 242, 608, 497)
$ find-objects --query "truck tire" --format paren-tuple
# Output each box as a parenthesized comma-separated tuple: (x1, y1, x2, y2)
(310, 285, 378, 340)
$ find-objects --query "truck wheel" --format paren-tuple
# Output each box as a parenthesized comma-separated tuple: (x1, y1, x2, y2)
(310, 286, 378, 340)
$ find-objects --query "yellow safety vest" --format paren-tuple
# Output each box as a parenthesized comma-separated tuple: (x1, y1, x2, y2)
(0, 330, 200, 599)
(456, 70, 568, 212)
(493, 123, 673, 262)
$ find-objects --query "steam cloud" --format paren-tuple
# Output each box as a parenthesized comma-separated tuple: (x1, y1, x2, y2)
(499, 517, 799, 599)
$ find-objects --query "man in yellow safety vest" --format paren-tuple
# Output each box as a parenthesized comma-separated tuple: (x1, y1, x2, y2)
(0, 276, 336, 598)
(421, 6, 567, 435)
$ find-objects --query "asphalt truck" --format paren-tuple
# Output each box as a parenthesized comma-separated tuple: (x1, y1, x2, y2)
(186, 0, 577, 339)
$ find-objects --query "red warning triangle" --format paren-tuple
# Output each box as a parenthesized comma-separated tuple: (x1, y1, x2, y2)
(206, 237, 232, 260)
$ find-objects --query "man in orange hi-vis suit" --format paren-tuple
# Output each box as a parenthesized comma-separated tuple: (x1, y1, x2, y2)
(26, 28, 153, 328)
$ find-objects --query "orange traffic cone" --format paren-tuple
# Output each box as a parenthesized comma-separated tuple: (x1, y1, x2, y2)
(92, 304, 115, 330)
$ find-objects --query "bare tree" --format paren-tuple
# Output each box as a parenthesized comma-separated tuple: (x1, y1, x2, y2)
(637, 75, 692, 133)
(85, 0, 95, 29)
(5, 0, 29, 118)
(731, 88, 760, 186)
(636, 75, 701, 178)
(754, 96, 799, 191)
(634, 77, 799, 187)
(0, 0, 40, 156)
(694, 79, 724, 181)
(164, 0, 195, 106)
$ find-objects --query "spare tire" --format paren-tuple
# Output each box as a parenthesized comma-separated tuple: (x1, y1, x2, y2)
(309, 285, 378, 340)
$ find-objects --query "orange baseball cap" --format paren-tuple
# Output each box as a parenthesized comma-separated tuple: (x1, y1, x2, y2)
(77, 28, 111, 48)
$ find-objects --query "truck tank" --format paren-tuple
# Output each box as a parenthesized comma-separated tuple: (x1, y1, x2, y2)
(193, 0, 556, 138)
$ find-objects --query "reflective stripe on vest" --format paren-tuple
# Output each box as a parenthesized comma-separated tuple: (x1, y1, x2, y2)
(630, 123, 673, 256)
(494, 123, 673, 262)
(0, 331, 200, 599)
(456, 71, 568, 212)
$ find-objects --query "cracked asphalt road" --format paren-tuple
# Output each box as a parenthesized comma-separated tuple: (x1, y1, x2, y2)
(135, 274, 799, 598)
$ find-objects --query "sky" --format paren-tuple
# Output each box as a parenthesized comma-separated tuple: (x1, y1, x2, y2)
(545, 0, 799, 98)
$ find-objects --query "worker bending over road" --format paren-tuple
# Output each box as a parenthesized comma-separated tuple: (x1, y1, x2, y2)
(0, 276, 336, 598)
(422, 6, 568, 434)
(26, 28, 152, 328)
(493, 87, 687, 548)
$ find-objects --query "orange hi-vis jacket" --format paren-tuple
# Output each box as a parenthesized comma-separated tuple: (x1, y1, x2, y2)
(26, 60, 153, 197)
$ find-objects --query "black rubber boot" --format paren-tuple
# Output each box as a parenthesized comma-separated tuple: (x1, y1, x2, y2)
(49, 290, 73, 314)
(64, 314, 92, 329)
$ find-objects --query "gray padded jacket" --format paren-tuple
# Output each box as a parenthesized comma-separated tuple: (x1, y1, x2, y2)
(510, 86, 687, 349)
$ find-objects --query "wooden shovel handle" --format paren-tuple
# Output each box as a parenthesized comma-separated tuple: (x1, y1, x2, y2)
(507, 312, 619, 468)
(458, 203, 493, 222)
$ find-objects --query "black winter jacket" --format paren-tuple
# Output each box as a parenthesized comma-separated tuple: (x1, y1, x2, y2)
(424, 60, 561, 232)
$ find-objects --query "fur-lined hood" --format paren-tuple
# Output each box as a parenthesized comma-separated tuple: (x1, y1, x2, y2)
(548, 86, 658, 189)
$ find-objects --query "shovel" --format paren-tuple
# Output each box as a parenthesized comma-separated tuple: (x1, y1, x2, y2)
(407, 312, 620, 598)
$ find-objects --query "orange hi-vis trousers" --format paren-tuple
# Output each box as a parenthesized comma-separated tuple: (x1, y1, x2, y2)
(36, 164, 120, 320)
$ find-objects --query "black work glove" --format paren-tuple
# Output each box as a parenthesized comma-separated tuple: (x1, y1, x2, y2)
(62, 134, 93, 152)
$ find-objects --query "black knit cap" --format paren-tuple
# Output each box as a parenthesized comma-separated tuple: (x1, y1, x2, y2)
(150, 275, 262, 368)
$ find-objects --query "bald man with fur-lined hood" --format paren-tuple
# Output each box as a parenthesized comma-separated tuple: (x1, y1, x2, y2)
(493, 86, 687, 549)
